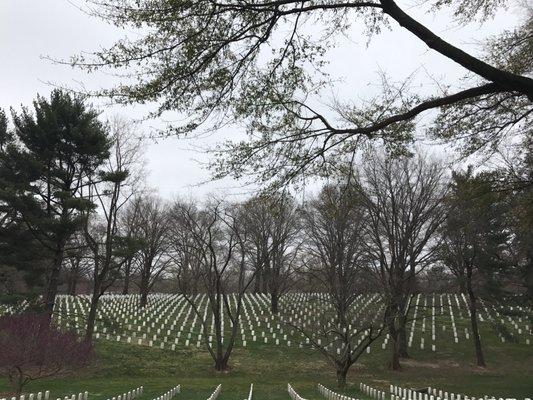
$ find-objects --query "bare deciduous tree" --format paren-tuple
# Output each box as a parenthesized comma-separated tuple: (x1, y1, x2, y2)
(360, 150, 447, 370)
(130, 195, 171, 307)
(63, 232, 92, 296)
(117, 196, 144, 295)
(82, 118, 144, 342)
(240, 194, 301, 313)
(296, 180, 383, 387)
(168, 199, 255, 371)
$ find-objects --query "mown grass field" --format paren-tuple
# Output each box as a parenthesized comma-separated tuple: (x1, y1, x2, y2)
(1, 320, 532, 400)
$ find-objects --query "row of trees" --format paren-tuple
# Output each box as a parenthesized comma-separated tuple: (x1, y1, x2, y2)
(285, 150, 531, 384)
(51, 0, 531, 379)
(1, 90, 531, 386)
(114, 150, 528, 384)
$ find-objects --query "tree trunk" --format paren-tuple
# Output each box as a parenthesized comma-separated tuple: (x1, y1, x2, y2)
(336, 365, 349, 388)
(254, 263, 262, 294)
(213, 298, 227, 371)
(15, 377, 23, 398)
(261, 267, 270, 294)
(67, 274, 78, 296)
(525, 250, 533, 305)
(254, 268, 263, 294)
(389, 334, 402, 371)
(214, 356, 229, 371)
(398, 312, 409, 358)
(9, 367, 25, 397)
(44, 247, 64, 314)
(271, 292, 279, 314)
(85, 296, 99, 343)
(140, 289, 148, 308)
(139, 268, 150, 307)
(466, 279, 486, 367)
(85, 281, 101, 343)
(122, 259, 131, 295)
(386, 303, 402, 371)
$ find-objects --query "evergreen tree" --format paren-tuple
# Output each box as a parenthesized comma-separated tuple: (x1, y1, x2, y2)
(506, 134, 533, 304)
(438, 168, 509, 367)
(0, 108, 48, 294)
(0, 90, 110, 311)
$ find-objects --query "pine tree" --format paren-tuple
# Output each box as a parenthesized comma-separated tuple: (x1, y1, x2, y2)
(0, 90, 110, 311)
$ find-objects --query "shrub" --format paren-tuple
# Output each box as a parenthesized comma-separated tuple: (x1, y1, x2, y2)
(0, 312, 93, 396)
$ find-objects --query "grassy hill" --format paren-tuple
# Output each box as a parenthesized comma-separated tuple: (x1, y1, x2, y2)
(0, 327, 531, 400)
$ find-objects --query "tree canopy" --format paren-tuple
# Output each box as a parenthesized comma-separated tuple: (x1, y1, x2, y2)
(67, 0, 533, 188)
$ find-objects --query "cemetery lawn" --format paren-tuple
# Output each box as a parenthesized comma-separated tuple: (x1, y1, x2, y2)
(0, 331, 532, 400)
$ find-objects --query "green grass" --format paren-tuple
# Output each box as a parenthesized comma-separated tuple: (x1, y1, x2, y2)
(0, 329, 532, 400)
(2, 293, 532, 399)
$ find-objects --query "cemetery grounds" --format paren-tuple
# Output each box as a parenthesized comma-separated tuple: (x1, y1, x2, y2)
(0, 293, 531, 400)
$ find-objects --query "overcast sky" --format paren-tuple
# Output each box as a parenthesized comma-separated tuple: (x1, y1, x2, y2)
(0, 0, 524, 200)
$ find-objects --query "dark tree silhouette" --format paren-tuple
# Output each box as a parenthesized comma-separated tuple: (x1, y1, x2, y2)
(239, 193, 300, 313)
(0, 91, 110, 313)
(437, 169, 509, 367)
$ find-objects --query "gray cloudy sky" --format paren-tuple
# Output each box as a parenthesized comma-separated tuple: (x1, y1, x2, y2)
(0, 0, 524, 199)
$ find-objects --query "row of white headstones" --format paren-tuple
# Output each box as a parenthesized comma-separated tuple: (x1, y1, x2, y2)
(206, 385, 221, 400)
(149, 386, 180, 400)
(317, 382, 532, 400)
(389, 384, 532, 400)
(1, 291, 529, 353)
(2, 382, 528, 400)
(246, 384, 253, 400)
(0, 386, 156, 400)
(0, 299, 31, 317)
(1, 387, 144, 400)
(0, 386, 244, 400)
(318, 383, 359, 400)
(0, 390, 52, 400)
(52, 292, 531, 357)
(54, 292, 384, 352)
(288, 384, 307, 400)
